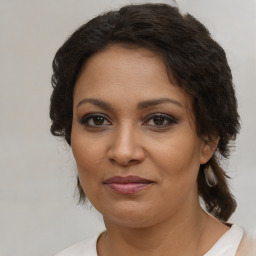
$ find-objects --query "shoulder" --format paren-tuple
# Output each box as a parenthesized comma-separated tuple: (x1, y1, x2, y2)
(204, 224, 243, 256)
(54, 233, 102, 256)
(205, 224, 256, 256)
(236, 230, 256, 256)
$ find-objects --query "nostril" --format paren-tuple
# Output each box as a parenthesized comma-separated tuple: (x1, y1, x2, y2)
(109, 158, 140, 166)
(107, 140, 146, 166)
(128, 159, 140, 164)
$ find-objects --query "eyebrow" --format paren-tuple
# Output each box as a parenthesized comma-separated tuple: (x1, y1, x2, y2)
(76, 98, 113, 110)
(76, 97, 183, 109)
(137, 98, 182, 109)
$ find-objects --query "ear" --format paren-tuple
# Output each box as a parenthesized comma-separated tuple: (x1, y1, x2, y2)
(200, 136, 219, 164)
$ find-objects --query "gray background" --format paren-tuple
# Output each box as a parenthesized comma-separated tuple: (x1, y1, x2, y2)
(0, 0, 255, 255)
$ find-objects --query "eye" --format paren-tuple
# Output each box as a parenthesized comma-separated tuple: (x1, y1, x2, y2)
(80, 114, 111, 128)
(143, 113, 178, 127)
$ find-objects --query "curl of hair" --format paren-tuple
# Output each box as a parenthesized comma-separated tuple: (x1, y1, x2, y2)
(50, 4, 240, 221)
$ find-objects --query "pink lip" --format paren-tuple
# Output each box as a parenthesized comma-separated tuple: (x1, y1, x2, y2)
(103, 175, 154, 194)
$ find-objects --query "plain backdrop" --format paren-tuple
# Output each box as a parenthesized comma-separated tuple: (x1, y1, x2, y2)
(0, 0, 255, 255)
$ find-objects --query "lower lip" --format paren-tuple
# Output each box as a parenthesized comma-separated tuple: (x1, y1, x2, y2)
(105, 183, 152, 194)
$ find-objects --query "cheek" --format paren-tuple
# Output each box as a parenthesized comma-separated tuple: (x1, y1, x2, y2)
(71, 129, 107, 191)
(72, 138, 104, 168)
(151, 132, 201, 182)
(148, 135, 201, 212)
(71, 123, 109, 165)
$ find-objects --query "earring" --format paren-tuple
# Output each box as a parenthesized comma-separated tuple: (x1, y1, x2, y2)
(204, 167, 218, 187)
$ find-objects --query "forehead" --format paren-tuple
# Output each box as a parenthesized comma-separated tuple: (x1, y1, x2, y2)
(74, 45, 193, 110)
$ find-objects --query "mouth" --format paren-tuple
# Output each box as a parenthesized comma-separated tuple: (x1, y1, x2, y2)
(103, 175, 154, 194)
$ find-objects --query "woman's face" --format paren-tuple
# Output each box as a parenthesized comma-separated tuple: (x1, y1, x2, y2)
(71, 45, 213, 228)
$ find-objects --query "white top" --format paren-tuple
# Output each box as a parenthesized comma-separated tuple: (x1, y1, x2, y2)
(55, 224, 244, 256)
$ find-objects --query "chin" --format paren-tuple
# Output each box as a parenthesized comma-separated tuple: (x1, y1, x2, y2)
(104, 214, 158, 229)
(100, 202, 169, 229)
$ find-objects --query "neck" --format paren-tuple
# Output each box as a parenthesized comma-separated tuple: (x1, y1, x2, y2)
(97, 202, 211, 256)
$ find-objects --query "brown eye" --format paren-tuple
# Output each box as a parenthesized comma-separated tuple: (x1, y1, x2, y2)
(92, 116, 105, 126)
(80, 114, 111, 128)
(143, 114, 178, 127)
(152, 116, 166, 126)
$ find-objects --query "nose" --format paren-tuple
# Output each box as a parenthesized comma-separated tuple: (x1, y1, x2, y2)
(107, 123, 146, 166)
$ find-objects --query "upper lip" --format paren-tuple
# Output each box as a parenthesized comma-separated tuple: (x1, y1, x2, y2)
(103, 175, 153, 184)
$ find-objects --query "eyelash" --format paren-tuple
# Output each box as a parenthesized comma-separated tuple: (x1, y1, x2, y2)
(80, 113, 178, 129)
(144, 113, 178, 127)
(80, 113, 111, 128)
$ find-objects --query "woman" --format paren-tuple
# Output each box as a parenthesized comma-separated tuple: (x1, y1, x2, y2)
(50, 3, 254, 256)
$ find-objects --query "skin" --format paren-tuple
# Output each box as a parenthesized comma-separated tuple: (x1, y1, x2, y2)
(71, 45, 229, 256)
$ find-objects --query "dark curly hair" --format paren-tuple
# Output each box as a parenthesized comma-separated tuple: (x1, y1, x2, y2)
(50, 3, 240, 221)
